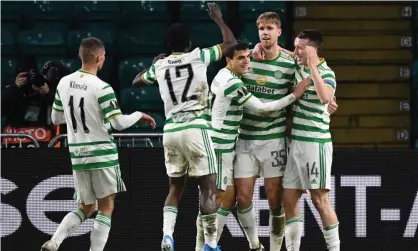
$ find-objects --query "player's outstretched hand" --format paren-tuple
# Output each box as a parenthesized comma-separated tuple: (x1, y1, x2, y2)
(293, 77, 311, 99)
(139, 112, 157, 129)
(153, 53, 166, 64)
(328, 96, 338, 115)
(207, 2, 222, 20)
(252, 43, 265, 60)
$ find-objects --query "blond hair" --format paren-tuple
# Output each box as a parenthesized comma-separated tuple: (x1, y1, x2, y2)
(256, 12, 281, 28)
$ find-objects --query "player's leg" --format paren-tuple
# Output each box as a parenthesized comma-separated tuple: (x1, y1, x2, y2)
(282, 141, 304, 251)
(258, 139, 287, 251)
(188, 128, 219, 250)
(89, 165, 127, 251)
(308, 142, 340, 251)
(162, 132, 188, 251)
(234, 139, 263, 250)
(41, 171, 96, 251)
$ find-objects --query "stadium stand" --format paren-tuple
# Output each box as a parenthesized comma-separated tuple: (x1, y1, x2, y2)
(293, 2, 414, 148)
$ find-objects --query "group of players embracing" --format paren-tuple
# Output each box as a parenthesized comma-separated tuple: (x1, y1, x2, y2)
(41, 2, 340, 251)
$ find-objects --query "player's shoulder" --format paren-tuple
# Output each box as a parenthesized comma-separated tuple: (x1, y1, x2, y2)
(279, 50, 296, 64)
(318, 59, 335, 74)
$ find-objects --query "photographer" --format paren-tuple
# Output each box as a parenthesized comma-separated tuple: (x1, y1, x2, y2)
(1, 56, 71, 148)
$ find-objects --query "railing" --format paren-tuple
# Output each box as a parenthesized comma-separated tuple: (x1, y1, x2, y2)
(0, 133, 40, 148)
(48, 133, 164, 148)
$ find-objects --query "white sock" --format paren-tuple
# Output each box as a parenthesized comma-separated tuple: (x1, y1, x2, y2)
(237, 204, 260, 249)
(201, 213, 218, 248)
(195, 212, 205, 251)
(269, 207, 285, 251)
(51, 208, 85, 247)
(216, 208, 231, 242)
(285, 217, 303, 251)
(163, 206, 178, 239)
(90, 212, 111, 251)
(323, 223, 340, 251)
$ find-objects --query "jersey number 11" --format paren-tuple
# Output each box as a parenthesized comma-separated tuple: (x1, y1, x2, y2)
(69, 95, 90, 133)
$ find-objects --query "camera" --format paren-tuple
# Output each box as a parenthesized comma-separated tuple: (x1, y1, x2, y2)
(26, 61, 70, 88)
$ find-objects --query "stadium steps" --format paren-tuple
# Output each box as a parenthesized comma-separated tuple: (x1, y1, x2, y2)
(293, 2, 414, 148)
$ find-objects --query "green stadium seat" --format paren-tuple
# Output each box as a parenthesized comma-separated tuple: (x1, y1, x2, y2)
(120, 1, 169, 21)
(239, 22, 287, 47)
(180, 1, 227, 20)
(118, 57, 154, 89)
(120, 87, 164, 112)
(97, 56, 114, 84)
(23, 1, 72, 21)
(1, 58, 17, 89)
(118, 24, 168, 56)
(189, 22, 222, 48)
(1, 24, 16, 56)
(67, 29, 116, 55)
(1, 2, 22, 21)
(73, 1, 119, 21)
(17, 27, 65, 56)
(239, 1, 286, 20)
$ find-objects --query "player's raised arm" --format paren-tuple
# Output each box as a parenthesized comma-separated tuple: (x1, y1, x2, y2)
(97, 84, 156, 130)
(306, 46, 335, 104)
(51, 88, 66, 125)
(132, 53, 165, 87)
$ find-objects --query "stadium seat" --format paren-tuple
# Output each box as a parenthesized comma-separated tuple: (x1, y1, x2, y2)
(337, 83, 409, 99)
(120, 1, 169, 21)
(322, 50, 412, 63)
(67, 28, 116, 55)
(180, 1, 227, 20)
(322, 35, 410, 50)
(17, 26, 66, 56)
(1, 1, 22, 21)
(73, 1, 120, 21)
(118, 24, 168, 56)
(1, 23, 16, 56)
(333, 65, 411, 82)
(336, 99, 410, 116)
(239, 22, 287, 47)
(332, 128, 410, 145)
(23, 1, 72, 21)
(239, 1, 286, 20)
(118, 57, 154, 89)
(97, 56, 114, 84)
(120, 87, 164, 112)
(331, 115, 410, 129)
(189, 22, 222, 48)
(1, 58, 17, 89)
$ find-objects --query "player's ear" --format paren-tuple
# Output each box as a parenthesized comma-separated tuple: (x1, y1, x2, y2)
(277, 28, 282, 37)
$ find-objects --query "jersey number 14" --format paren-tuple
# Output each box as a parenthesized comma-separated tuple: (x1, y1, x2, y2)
(164, 63, 197, 105)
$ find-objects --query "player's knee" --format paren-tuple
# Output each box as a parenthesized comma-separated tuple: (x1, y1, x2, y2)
(310, 190, 330, 212)
(79, 204, 96, 218)
(220, 186, 236, 210)
(264, 181, 282, 205)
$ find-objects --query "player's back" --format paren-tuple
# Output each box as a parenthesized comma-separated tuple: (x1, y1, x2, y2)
(56, 70, 119, 170)
(154, 48, 211, 128)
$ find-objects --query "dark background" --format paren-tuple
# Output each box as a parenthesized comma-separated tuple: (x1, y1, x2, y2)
(2, 149, 418, 251)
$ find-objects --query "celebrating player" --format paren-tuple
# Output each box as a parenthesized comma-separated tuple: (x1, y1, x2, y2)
(221, 12, 295, 251)
(41, 37, 156, 251)
(209, 41, 310, 247)
(283, 29, 340, 251)
(133, 3, 235, 251)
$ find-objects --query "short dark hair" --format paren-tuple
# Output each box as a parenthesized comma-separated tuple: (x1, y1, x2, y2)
(166, 23, 190, 52)
(79, 37, 105, 63)
(297, 29, 323, 50)
(224, 41, 250, 59)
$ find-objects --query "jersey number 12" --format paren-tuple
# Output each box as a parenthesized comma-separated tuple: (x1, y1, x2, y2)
(164, 63, 197, 105)
(69, 95, 89, 133)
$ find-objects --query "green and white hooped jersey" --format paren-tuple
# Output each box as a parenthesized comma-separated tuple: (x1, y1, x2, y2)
(142, 45, 222, 133)
(291, 59, 336, 143)
(210, 68, 252, 152)
(53, 70, 121, 171)
(240, 50, 296, 140)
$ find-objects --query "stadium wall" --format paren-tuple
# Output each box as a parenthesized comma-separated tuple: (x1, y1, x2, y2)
(1, 149, 418, 251)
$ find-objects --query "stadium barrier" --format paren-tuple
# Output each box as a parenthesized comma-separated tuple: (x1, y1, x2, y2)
(47, 133, 164, 148)
(0, 133, 40, 148)
(1, 148, 418, 251)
